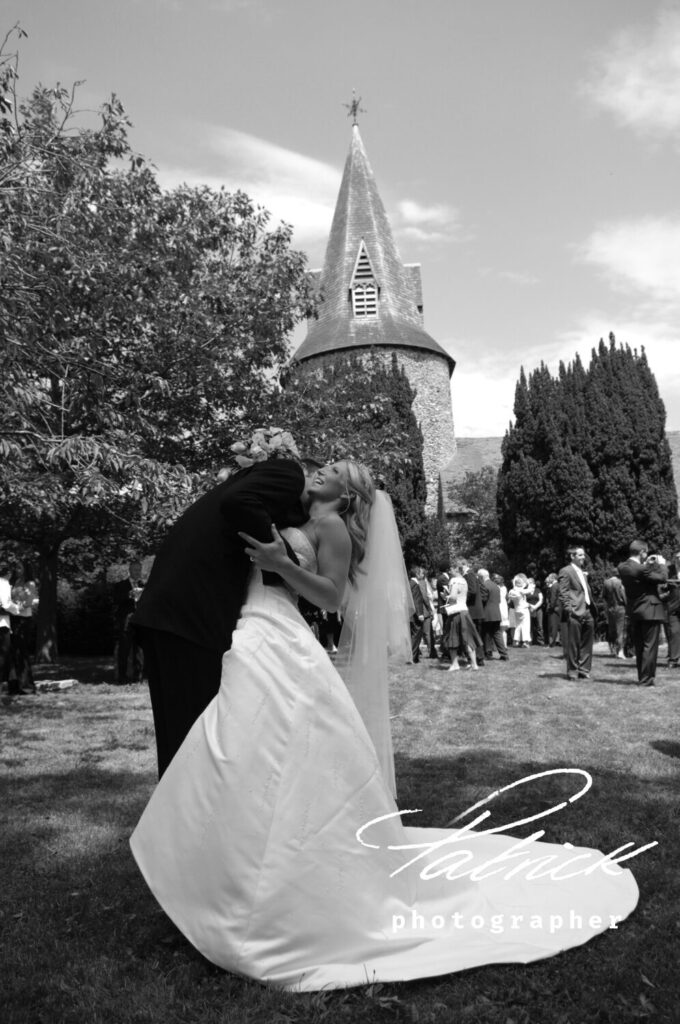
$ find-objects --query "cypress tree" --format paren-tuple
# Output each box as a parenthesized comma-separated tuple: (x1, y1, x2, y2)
(497, 336, 678, 574)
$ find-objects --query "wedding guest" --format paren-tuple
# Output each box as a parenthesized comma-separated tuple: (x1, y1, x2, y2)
(602, 569, 627, 659)
(666, 551, 680, 669)
(0, 568, 20, 693)
(461, 559, 485, 665)
(544, 573, 561, 646)
(435, 562, 452, 662)
(618, 541, 668, 687)
(113, 559, 145, 685)
(428, 573, 443, 657)
(443, 565, 481, 671)
(417, 567, 438, 658)
(508, 574, 531, 647)
(409, 567, 426, 664)
(493, 574, 511, 647)
(526, 578, 545, 646)
(9, 571, 38, 694)
(558, 545, 595, 681)
(478, 569, 508, 660)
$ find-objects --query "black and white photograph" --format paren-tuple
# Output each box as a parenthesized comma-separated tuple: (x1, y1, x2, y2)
(1, 2, 679, 1021)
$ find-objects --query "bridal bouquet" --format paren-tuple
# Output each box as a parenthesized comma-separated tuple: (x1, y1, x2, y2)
(229, 427, 300, 469)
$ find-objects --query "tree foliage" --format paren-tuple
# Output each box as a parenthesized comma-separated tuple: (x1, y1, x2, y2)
(497, 335, 679, 576)
(447, 467, 510, 577)
(0, 28, 314, 658)
(279, 352, 449, 569)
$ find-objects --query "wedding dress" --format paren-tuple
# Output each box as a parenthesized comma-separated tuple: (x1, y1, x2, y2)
(130, 527, 639, 991)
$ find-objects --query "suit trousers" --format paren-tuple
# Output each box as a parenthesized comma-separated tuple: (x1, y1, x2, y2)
(630, 620, 662, 685)
(564, 612, 594, 675)
(482, 621, 507, 658)
(138, 627, 224, 777)
(410, 619, 424, 662)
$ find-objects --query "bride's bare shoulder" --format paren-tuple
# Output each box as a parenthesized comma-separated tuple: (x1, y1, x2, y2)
(313, 513, 350, 546)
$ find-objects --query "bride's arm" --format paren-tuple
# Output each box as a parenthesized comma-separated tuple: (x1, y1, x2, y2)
(238, 517, 351, 613)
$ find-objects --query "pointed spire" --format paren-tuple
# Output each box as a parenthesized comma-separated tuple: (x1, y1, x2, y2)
(294, 124, 454, 372)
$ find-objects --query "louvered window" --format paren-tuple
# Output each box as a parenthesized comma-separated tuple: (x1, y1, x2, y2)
(350, 241, 379, 318)
(352, 282, 378, 317)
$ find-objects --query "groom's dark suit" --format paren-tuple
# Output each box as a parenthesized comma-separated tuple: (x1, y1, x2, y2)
(134, 459, 307, 775)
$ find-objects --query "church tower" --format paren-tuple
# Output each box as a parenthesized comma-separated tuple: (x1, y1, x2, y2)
(291, 122, 456, 513)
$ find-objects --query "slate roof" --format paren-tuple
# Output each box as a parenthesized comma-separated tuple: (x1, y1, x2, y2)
(292, 126, 454, 372)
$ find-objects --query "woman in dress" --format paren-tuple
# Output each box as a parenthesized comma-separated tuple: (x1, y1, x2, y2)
(131, 460, 638, 992)
(493, 573, 511, 648)
(508, 573, 532, 647)
(443, 565, 482, 671)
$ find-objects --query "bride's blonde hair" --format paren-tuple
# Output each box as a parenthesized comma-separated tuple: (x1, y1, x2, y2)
(336, 460, 375, 584)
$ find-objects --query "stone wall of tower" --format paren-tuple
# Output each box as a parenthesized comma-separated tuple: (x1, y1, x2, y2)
(295, 347, 456, 514)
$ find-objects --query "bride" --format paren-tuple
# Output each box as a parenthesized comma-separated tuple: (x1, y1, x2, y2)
(131, 459, 638, 991)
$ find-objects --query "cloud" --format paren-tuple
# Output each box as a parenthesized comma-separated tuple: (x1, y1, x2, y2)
(578, 217, 680, 301)
(584, 8, 680, 139)
(395, 198, 464, 244)
(155, 126, 340, 252)
(479, 267, 540, 287)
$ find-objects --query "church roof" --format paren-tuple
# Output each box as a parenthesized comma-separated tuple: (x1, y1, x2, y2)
(292, 125, 454, 372)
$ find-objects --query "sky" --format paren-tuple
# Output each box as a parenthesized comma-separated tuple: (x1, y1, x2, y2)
(6, 0, 680, 437)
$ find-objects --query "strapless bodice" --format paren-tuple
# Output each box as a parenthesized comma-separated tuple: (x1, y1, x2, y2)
(279, 526, 317, 574)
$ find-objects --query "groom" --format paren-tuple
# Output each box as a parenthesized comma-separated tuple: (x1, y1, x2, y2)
(133, 457, 313, 777)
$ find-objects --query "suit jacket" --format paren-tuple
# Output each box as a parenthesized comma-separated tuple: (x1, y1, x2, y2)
(558, 563, 594, 618)
(479, 579, 502, 621)
(410, 578, 425, 620)
(617, 558, 669, 622)
(465, 570, 484, 620)
(417, 579, 434, 619)
(133, 459, 307, 652)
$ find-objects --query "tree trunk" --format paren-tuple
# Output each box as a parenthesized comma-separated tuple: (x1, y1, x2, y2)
(35, 545, 59, 664)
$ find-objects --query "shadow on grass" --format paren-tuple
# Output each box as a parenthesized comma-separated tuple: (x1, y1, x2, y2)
(1, 753, 678, 1023)
(650, 740, 680, 759)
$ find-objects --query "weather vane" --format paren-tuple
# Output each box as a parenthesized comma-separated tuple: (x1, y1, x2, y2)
(343, 89, 366, 126)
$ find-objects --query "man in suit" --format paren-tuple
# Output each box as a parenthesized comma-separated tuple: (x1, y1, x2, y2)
(462, 560, 485, 666)
(113, 559, 145, 685)
(618, 540, 669, 687)
(558, 545, 595, 681)
(133, 457, 310, 776)
(478, 568, 508, 660)
(416, 567, 437, 659)
(409, 567, 426, 663)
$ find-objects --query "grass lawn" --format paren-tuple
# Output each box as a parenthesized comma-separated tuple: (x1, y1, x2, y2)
(1, 642, 679, 1024)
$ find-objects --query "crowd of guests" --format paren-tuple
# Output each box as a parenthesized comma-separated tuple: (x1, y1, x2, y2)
(4, 539, 679, 693)
(408, 540, 680, 687)
(0, 565, 39, 694)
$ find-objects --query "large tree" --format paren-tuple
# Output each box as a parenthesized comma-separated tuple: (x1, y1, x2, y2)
(497, 335, 678, 577)
(279, 352, 449, 569)
(0, 30, 314, 659)
(447, 467, 510, 576)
